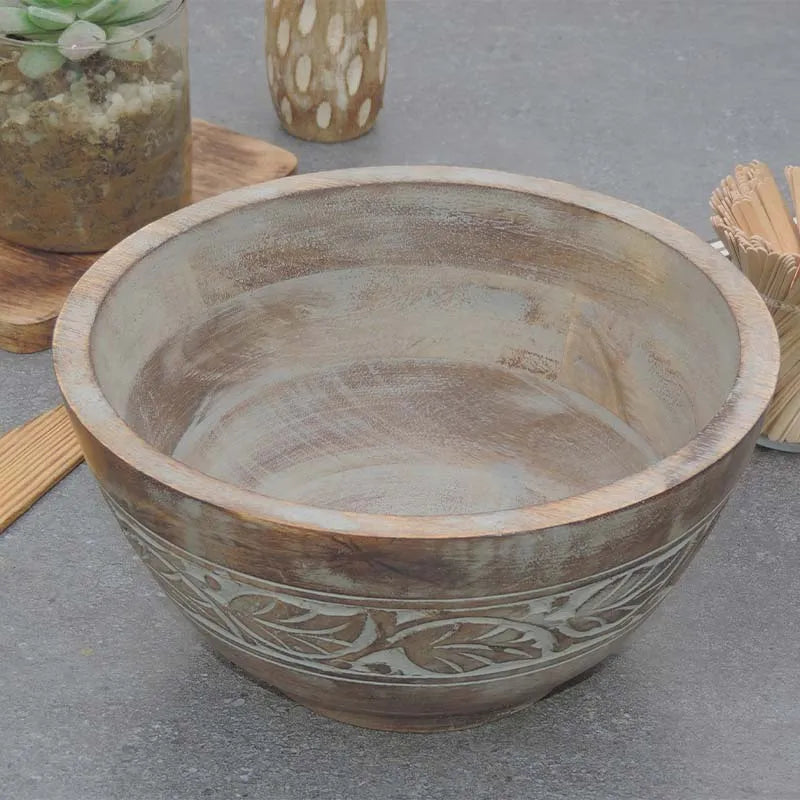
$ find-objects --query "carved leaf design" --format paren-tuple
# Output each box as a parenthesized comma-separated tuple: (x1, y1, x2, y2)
(104, 487, 725, 681)
(125, 542, 235, 634)
(118, 519, 261, 639)
(227, 594, 373, 659)
(393, 620, 555, 674)
(564, 547, 688, 633)
(573, 571, 651, 619)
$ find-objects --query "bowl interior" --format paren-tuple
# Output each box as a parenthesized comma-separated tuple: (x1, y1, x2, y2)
(88, 180, 740, 516)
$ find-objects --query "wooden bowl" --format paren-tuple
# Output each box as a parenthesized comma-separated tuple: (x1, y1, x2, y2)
(53, 167, 779, 732)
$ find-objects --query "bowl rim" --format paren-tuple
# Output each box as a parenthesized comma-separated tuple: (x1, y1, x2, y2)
(53, 166, 780, 539)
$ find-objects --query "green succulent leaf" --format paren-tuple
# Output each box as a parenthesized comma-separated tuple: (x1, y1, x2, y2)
(57, 18, 106, 61)
(24, 0, 92, 7)
(78, 0, 126, 23)
(19, 30, 62, 41)
(17, 43, 66, 77)
(108, 0, 167, 24)
(0, 7, 40, 34)
(27, 5, 76, 30)
(4, 0, 164, 66)
(105, 24, 150, 60)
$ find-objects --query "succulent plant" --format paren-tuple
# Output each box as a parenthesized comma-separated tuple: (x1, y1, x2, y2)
(0, 0, 171, 77)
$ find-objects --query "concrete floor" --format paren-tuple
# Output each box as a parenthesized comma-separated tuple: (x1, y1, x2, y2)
(2, 1, 799, 798)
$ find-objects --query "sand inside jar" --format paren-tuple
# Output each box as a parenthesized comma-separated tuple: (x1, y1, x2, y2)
(0, 44, 190, 252)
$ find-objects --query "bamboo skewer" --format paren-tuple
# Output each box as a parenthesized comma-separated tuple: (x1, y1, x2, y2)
(710, 162, 800, 446)
(0, 406, 84, 533)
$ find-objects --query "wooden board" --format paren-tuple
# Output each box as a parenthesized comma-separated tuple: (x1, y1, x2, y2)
(0, 119, 297, 354)
(0, 406, 83, 533)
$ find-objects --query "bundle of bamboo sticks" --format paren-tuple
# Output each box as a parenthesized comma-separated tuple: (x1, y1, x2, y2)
(711, 161, 800, 446)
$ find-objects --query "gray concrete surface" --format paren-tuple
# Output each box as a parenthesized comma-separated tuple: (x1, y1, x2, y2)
(2, 1, 799, 798)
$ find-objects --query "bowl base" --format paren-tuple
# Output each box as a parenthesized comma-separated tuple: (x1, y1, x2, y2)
(297, 697, 542, 733)
(208, 635, 559, 733)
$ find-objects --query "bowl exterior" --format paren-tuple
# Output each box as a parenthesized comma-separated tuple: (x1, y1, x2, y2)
(70, 409, 762, 731)
(54, 168, 779, 731)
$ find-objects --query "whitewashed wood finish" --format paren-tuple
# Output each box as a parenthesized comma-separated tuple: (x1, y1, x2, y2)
(108, 489, 726, 682)
(53, 167, 779, 730)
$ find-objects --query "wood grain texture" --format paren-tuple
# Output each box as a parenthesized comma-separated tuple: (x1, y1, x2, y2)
(190, 119, 298, 202)
(0, 119, 297, 354)
(52, 167, 780, 730)
(0, 248, 94, 354)
(0, 406, 83, 534)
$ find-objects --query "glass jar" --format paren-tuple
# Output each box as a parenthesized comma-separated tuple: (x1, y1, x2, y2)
(266, 0, 387, 143)
(0, 0, 190, 253)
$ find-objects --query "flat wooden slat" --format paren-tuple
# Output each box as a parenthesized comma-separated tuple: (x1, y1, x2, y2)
(0, 406, 84, 534)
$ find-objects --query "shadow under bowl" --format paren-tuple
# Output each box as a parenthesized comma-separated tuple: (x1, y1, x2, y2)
(53, 167, 778, 731)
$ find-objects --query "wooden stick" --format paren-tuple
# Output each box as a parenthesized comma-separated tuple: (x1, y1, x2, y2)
(711, 180, 747, 233)
(763, 337, 800, 440)
(786, 261, 800, 303)
(785, 166, 800, 225)
(752, 163, 800, 252)
(765, 378, 800, 440)
(731, 198, 758, 237)
(0, 406, 84, 533)
(743, 243, 773, 294)
(717, 225, 742, 265)
(774, 254, 799, 300)
(711, 163, 800, 444)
